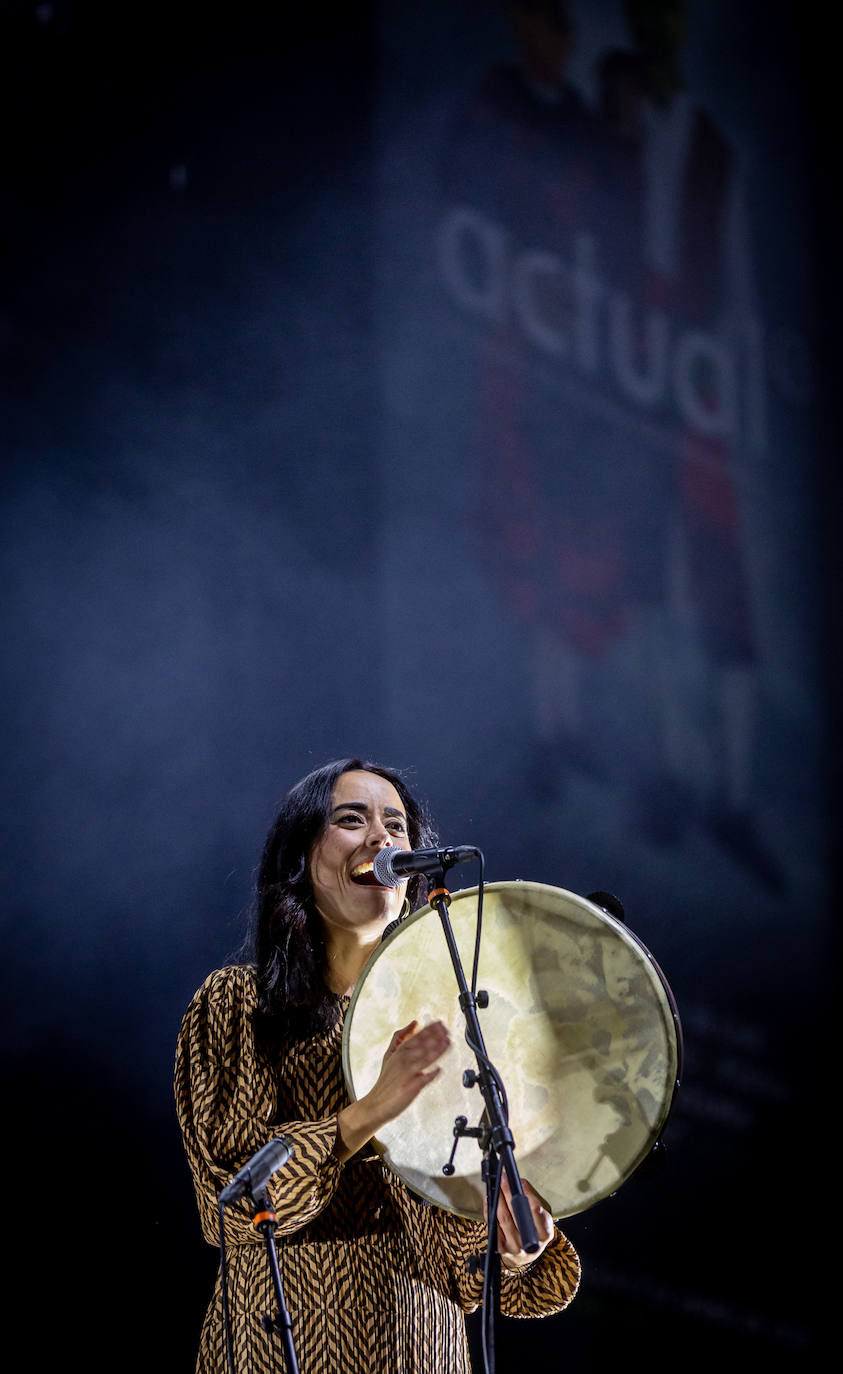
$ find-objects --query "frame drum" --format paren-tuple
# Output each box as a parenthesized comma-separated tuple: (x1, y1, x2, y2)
(343, 882, 681, 1220)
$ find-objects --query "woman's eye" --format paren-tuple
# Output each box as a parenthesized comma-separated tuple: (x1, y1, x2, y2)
(336, 812, 405, 833)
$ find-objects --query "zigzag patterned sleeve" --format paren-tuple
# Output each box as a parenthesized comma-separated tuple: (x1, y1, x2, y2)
(496, 1227, 582, 1318)
(175, 966, 344, 1247)
(434, 1209, 581, 1317)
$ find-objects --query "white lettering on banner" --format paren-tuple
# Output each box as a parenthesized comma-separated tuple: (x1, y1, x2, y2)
(437, 206, 508, 323)
(672, 328, 737, 437)
(436, 205, 811, 452)
(609, 295, 669, 406)
(511, 250, 570, 357)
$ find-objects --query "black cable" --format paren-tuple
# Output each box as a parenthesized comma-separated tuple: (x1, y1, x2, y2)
(470, 849, 485, 998)
(465, 851, 510, 1119)
(481, 1151, 503, 1374)
(468, 852, 504, 1374)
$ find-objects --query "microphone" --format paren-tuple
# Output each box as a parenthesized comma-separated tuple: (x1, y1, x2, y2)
(218, 1136, 294, 1205)
(372, 844, 479, 888)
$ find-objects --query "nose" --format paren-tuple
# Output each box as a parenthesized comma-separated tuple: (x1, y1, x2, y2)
(367, 818, 393, 848)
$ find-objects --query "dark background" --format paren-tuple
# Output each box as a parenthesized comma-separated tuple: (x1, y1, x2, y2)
(1, 1, 838, 1368)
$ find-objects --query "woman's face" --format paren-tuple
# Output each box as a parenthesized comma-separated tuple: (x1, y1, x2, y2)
(309, 769, 412, 941)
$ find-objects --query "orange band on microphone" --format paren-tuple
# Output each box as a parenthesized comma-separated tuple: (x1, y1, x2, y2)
(252, 1211, 277, 1228)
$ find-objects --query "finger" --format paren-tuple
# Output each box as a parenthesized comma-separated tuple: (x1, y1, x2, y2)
(384, 1021, 419, 1059)
(415, 1018, 448, 1038)
(500, 1174, 553, 1228)
(484, 1176, 542, 1258)
(516, 1179, 555, 1243)
(494, 1190, 522, 1257)
(402, 1020, 450, 1057)
(515, 1177, 552, 1215)
(496, 1177, 553, 1253)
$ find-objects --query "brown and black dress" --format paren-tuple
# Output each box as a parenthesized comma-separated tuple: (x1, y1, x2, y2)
(175, 965, 580, 1373)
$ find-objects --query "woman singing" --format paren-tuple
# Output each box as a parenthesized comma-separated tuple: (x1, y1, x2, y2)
(175, 757, 580, 1372)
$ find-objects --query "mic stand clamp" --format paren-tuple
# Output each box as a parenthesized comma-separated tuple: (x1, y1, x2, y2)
(250, 1187, 300, 1374)
(443, 1113, 490, 1176)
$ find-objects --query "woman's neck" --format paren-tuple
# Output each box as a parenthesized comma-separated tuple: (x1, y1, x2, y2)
(322, 930, 381, 996)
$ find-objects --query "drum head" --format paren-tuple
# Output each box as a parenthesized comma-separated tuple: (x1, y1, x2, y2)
(343, 882, 680, 1220)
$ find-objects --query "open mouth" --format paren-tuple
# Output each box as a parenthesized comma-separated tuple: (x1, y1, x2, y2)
(349, 860, 388, 888)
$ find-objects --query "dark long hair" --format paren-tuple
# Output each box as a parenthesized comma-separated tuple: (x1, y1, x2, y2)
(240, 758, 438, 1041)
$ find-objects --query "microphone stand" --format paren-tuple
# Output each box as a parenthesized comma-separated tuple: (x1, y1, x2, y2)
(250, 1186, 300, 1374)
(428, 868, 539, 1374)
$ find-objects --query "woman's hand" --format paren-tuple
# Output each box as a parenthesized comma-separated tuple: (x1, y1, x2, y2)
(484, 1174, 555, 1271)
(336, 1019, 450, 1161)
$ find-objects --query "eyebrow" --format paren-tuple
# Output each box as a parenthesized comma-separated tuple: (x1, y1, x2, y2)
(331, 802, 407, 820)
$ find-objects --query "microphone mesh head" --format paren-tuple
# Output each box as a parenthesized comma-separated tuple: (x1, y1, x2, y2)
(372, 847, 400, 887)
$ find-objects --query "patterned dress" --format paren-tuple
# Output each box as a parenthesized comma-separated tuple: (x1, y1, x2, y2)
(175, 965, 581, 1372)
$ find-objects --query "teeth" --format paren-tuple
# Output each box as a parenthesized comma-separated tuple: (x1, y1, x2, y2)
(350, 860, 387, 888)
